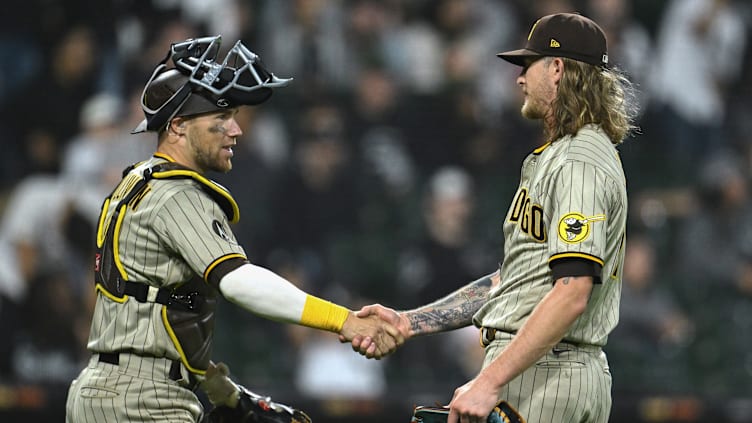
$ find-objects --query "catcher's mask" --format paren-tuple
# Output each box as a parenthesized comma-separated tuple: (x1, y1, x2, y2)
(133, 35, 291, 133)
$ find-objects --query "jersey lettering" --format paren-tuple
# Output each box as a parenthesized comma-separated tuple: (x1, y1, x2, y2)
(509, 188, 527, 222)
(509, 188, 546, 242)
(112, 173, 143, 203)
(129, 184, 152, 210)
(100, 173, 144, 242)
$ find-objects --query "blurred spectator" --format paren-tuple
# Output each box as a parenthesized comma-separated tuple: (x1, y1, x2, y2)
(347, 67, 413, 190)
(585, 0, 655, 189)
(269, 102, 358, 289)
(395, 0, 519, 176)
(0, 175, 96, 296)
(649, 0, 747, 178)
(6, 26, 103, 177)
(347, 66, 417, 230)
(119, 18, 203, 92)
(443, 325, 485, 380)
(11, 271, 89, 384)
(608, 234, 693, 393)
(257, 0, 350, 92)
(388, 4, 445, 94)
(0, 174, 95, 383)
(523, 0, 576, 19)
(342, 0, 404, 79)
(1, 1, 752, 417)
(60, 91, 152, 218)
(399, 166, 481, 304)
(673, 150, 752, 395)
(214, 104, 290, 261)
(585, 0, 653, 97)
(392, 166, 487, 388)
(283, 258, 387, 401)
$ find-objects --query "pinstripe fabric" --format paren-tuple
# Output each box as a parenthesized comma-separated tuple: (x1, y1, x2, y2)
(88, 156, 246, 361)
(66, 355, 202, 422)
(66, 155, 247, 422)
(484, 337, 612, 423)
(473, 125, 626, 421)
(474, 125, 625, 345)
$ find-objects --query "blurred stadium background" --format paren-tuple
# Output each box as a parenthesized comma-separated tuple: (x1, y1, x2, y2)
(1, 0, 751, 421)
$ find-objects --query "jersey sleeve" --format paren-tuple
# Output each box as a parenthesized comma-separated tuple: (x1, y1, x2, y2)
(153, 186, 247, 282)
(546, 160, 611, 279)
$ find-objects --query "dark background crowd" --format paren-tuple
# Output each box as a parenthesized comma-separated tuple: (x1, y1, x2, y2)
(1, 0, 751, 422)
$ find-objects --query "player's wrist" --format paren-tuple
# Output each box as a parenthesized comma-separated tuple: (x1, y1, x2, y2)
(299, 295, 351, 333)
(404, 313, 417, 339)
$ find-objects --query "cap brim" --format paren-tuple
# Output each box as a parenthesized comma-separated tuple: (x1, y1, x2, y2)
(496, 48, 543, 66)
(131, 119, 148, 134)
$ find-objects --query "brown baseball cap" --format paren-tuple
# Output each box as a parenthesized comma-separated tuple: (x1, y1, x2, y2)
(497, 13, 608, 67)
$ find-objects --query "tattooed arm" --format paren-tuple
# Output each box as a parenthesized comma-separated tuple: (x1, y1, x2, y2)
(349, 270, 499, 349)
(401, 271, 497, 337)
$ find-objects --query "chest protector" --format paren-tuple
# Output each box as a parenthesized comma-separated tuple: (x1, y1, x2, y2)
(95, 162, 239, 375)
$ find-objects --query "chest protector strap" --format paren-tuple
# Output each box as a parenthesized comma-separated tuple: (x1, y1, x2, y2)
(94, 162, 236, 374)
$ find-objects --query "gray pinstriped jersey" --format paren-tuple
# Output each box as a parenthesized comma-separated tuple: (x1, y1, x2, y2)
(474, 125, 626, 346)
(87, 155, 246, 360)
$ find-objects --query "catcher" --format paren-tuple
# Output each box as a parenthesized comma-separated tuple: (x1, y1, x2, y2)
(64, 35, 402, 423)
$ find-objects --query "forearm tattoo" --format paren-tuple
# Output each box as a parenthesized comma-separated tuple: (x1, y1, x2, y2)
(405, 274, 494, 336)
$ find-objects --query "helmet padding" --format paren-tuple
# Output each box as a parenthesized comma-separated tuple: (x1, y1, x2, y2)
(133, 35, 291, 133)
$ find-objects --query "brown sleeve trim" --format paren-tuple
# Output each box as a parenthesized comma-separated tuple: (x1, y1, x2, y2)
(205, 255, 249, 288)
(550, 257, 603, 284)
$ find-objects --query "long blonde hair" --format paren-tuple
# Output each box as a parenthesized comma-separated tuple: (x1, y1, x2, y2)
(547, 58, 639, 145)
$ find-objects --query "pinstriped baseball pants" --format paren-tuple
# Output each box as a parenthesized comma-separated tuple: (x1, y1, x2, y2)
(483, 337, 612, 423)
(66, 354, 203, 422)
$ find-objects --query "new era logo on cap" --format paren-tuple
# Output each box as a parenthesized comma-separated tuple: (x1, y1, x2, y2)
(497, 13, 608, 67)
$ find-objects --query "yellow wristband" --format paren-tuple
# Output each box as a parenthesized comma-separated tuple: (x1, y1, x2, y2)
(300, 295, 351, 332)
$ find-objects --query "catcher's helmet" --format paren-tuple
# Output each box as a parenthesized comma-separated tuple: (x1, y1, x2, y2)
(133, 35, 291, 133)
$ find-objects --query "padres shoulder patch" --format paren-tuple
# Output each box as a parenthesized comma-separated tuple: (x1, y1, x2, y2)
(557, 212, 606, 244)
(212, 220, 233, 243)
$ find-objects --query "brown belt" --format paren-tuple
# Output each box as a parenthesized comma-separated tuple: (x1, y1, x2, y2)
(96, 352, 199, 389)
(479, 327, 602, 353)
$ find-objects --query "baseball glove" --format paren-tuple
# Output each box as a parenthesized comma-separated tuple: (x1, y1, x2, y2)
(410, 401, 524, 423)
(201, 362, 311, 423)
(205, 386, 312, 423)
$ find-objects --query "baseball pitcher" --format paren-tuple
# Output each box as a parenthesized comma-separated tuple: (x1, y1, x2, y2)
(350, 13, 639, 423)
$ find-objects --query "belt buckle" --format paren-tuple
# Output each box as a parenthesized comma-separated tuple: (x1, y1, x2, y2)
(552, 342, 575, 355)
(481, 327, 497, 347)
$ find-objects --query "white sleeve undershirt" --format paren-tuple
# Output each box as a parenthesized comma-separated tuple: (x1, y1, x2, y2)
(218, 263, 307, 323)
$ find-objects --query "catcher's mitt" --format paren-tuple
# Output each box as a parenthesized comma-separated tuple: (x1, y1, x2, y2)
(410, 401, 524, 423)
(205, 386, 312, 423)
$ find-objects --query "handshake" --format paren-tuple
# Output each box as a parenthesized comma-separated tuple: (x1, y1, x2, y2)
(338, 304, 409, 359)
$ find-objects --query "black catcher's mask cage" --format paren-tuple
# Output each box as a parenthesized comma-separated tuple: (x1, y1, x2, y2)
(133, 35, 292, 133)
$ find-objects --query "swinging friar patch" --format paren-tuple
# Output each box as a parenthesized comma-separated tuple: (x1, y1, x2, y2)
(557, 212, 606, 244)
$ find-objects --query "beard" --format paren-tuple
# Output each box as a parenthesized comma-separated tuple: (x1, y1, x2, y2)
(520, 96, 547, 120)
(199, 152, 233, 173)
(191, 141, 233, 173)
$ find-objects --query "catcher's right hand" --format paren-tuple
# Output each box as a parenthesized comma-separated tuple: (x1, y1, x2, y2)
(204, 383, 312, 423)
(201, 362, 241, 408)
